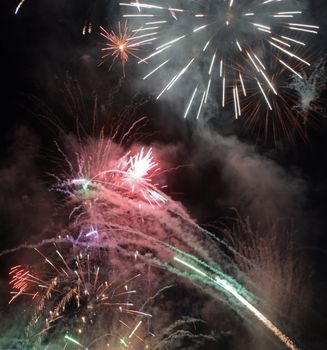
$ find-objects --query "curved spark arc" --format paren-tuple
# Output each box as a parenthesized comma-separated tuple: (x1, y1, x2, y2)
(14, 0, 26, 14)
(120, 0, 319, 122)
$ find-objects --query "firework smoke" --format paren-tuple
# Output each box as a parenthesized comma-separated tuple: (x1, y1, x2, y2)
(289, 55, 327, 124)
(0, 127, 304, 348)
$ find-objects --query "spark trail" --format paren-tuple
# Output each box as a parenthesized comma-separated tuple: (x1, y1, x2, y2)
(3, 133, 300, 349)
(173, 255, 298, 350)
(8, 245, 153, 348)
(51, 135, 299, 349)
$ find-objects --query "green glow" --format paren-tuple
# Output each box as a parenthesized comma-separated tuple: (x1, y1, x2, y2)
(120, 337, 128, 347)
(174, 255, 248, 301)
(82, 181, 90, 193)
(173, 256, 208, 278)
(72, 178, 90, 194)
(173, 255, 298, 350)
(169, 244, 250, 300)
(64, 334, 84, 347)
(167, 243, 225, 277)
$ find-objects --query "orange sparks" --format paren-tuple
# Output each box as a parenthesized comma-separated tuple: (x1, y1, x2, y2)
(100, 21, 144, 76)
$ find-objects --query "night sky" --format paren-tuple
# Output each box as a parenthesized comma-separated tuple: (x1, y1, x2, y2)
(0, 0, 327, 349)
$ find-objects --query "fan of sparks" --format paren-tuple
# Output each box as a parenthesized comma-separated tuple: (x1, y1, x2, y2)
(9, 246, 152, 348)
(100, 21, 155, 76)
(59, 145, 168, 209)
(120, 0, 319, 120)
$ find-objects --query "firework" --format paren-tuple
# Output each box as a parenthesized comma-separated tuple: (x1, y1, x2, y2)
(3, 124, 301, 349)
(53, 132, 168, 209)
(6, 240, 300, 349)
(83, 22, 93, 36)
(173, 254, 298, 350)
(14, 0, 26, 14)
(120, 1, 319, 125)
(240, 48, 311, 142)
(239, 50, 326, 142)
(53, 132, 299, 350)
(100, 21, 154, 76)
(9, 244, 152, 347)
(289, 55, 326, 122)
(63, 318, 148, 349)
(62, 318, 151, 349)
(7, 244, 216, 349)
(122, 147, 168, 205)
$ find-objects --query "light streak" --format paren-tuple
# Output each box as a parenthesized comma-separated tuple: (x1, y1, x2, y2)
(204, 78, 212, 104)
(278, 59, 303, 79)
(15, 0, 26, 15)
(196, 91, 206, 119)
(129, 320, 142, 338)
(208, 53, 216, 75)
(184, 86, 198, 118)
(239, 72, 246, 96)
(143, 59, 169, 80)
(64, 335, 85, 348)
(257, 80, 272, 110)
(174, 256, 299, 350)
(222, 75, 226, 107)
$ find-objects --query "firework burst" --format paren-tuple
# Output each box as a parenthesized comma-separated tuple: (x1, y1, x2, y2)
(240, 48, 311, 142)
(49, 115, 168, 210)
(289, 55, 326, 122)
(120, 0, 319, 130)
(9, 244, 152, 348)
(56, 142, 167, 209)
(2, 115, 303, 349)
(240, 50, 326, 143)
(100, 21, 154, 76)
